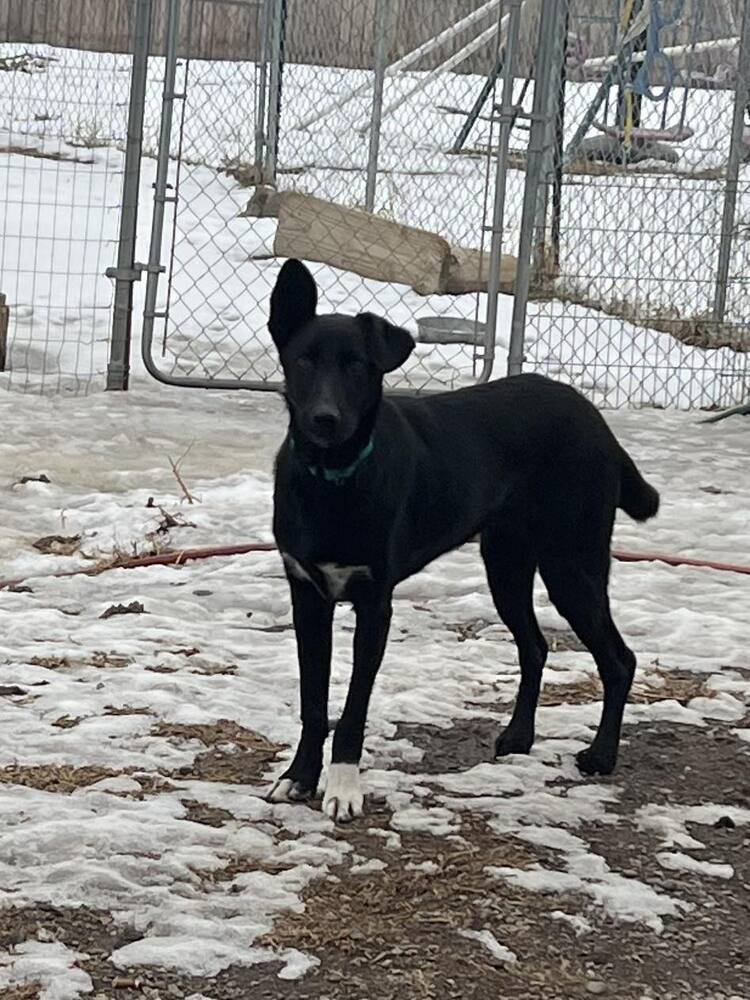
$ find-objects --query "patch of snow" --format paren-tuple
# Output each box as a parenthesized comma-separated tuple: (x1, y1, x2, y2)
(0, 940, 92, 1000)
(350, 858, 388, 875)
(550, 910, 592, 936)
(657, 852, 734, 879)
(277, 949, 320, 980)
(459, 928, 517, 963)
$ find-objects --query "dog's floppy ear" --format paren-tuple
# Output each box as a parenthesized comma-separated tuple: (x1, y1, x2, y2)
(268, 259, 317, 350)
(358, 313, 415, 373)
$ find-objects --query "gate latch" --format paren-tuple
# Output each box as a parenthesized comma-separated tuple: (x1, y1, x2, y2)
(105, 262, 166, 282)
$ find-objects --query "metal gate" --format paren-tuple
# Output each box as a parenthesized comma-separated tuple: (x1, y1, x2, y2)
(136, 0, 520, 394)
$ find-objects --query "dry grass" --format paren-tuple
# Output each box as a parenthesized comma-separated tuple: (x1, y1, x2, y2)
(28, 651, 132, 671)
(180, 798, 235, 828)
(1, 986, 41, 1000)
(0, 763, 117, 793)
(540, 668, 710, 707)
(266, 812, 589, 1000)
(154, 719, 284, 784)
(0, 142, 93, 165)
(529, 283, 750, 352)
(502, 148, 725, 181)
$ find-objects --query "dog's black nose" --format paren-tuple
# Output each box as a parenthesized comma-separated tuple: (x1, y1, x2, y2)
(311, 408, 340, 437)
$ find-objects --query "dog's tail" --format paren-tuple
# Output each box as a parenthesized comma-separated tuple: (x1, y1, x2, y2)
(618, 449, 660, 522)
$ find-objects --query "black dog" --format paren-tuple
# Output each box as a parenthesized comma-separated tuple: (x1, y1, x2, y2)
(267, 259, 659, 822)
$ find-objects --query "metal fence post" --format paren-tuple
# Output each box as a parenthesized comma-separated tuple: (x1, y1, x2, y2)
(105, 0, 153, 391)
(507, 0, 564, 377)
(364, 0, 392, 212)
(264, 0, 286, 185)
(140, 0, 181, 378)
(478, 0, 523, 382)
(254, 0, 271, 173)
(532, 0, 568, 279)
(712, 0, 750, 323)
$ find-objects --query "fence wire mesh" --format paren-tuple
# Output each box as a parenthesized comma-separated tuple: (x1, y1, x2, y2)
(0, 4, 134, 393)
(147, 0, 518, 392)
(522, 0, 750, 408)
(0, 0, 749, 409)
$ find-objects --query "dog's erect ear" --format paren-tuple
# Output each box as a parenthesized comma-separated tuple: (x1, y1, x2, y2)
(268, 259, 318, 350)
(358, 313, 415, 373)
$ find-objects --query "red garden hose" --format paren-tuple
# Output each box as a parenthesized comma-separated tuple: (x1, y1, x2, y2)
(0, 541, 748, 592)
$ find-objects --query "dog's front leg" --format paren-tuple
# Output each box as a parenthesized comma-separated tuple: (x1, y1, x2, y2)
(269, 577, 334, 803)
(323, 594, 393, 823)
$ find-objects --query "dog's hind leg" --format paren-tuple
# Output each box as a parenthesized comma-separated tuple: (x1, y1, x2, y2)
(268, 577, 334, 803)
(539, 552, 636, 776)
(481, 525, 547, 758)
(325, 594, 393, 823)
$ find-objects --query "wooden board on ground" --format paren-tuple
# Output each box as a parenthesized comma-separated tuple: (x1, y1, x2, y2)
(272, 191, 517, 296)
(273, 192, 452, 295)
(446, 246, 516, 295)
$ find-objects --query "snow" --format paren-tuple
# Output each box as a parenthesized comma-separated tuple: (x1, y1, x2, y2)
(0, 379, 746, 989)
(487, 860, 687, 933)
(636, 802, 750, 851)
(550, 910, 592, 936)
(0, 940, 93, 1000)
(1, 45, 748, 405)
(656, 852, 734, 879)
(0, 37, 749, 992)
(459, 928, 517, 963)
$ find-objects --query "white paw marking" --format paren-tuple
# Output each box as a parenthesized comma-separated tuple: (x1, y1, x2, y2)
(267, 777, 295, 802)
(323, 763, 364, 823)
(267, 777, 311, 803)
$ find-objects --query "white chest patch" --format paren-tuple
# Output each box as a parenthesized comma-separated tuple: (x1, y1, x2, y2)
(281, 553, 312, 584)
(317, 562, 372, 599)
(281, 553, 372, 600)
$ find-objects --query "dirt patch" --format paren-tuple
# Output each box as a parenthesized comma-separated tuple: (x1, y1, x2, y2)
(155, 719, 284, 784)
(0, 764, 180, 798)
(51, 714, 82, 728)
(180, 798, 234, 827)
(100, 601, 147, 619)
(191, 853, 298, 887)
(0, 763, 116, 793)
(265, 808, 601, 1000)
(0, 987, 41, 1000)
(576, 722, 750, 998)
(31, 534, 81, 556)
(103, 705, 154, 717)
(130, 772, 178, 797)
(27, 651, 132, 671)
(397, 713, 750, 998)
(539, 668, 712, 708)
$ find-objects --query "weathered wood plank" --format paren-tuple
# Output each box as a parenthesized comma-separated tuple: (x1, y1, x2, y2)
(273, 191, 452, 295)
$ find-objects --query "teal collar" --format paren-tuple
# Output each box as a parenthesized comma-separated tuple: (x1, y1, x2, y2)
(291, 435, 374, 485)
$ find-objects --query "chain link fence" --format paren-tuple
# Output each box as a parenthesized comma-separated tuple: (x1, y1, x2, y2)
(142, 0, 524, 392)
(0, 5, 134, 392)
(1, 0, 749, 408)
(520, 0, 750, 408)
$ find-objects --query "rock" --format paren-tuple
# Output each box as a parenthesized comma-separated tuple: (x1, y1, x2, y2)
(714, 815, 736, 829)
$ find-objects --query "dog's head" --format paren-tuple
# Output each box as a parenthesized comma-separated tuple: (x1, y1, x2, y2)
(269, 259, 415, 449)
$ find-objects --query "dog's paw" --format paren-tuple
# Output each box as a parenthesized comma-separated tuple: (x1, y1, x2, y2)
(267, 776, 316, 803)
(576, 747, 616, 776)
(322, 764, 364, 823)
(494, 728, 533, 758)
